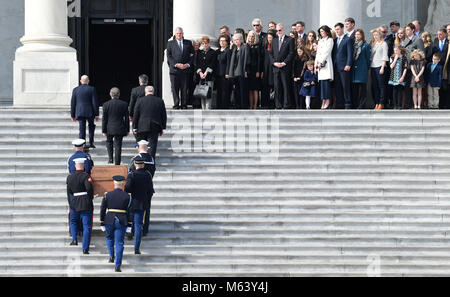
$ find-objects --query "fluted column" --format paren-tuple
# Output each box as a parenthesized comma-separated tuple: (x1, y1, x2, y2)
(320, 0, 362, 29)
(162, 0, 216, 108)
(14, 0, 79, 106)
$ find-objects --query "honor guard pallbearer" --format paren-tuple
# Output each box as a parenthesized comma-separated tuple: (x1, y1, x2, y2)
(66, 158, 94, 254)
(100, 175, 133, 272)
(68, 139, 94, 174)
(125, 156, 155, 254)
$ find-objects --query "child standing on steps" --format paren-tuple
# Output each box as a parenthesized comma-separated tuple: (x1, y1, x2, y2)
(300, 60, 318, 110)
(410, 49, 426, 109)
(388, 46, 409, 110)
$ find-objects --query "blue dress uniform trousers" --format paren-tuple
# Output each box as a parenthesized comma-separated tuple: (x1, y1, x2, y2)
(105, 218, 127, 268)
(69, 207, 93, 251)
(133, 210, 145, 251)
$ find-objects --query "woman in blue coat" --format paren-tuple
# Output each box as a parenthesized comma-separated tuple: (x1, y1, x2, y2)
(351, 29, 371, 109)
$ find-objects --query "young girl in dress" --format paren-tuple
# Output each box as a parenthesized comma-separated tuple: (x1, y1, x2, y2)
(300, 60, 318, 110)
(410, 49, 426, 109)
(388, 46, 409, 110)
(293, 46, 309, 109)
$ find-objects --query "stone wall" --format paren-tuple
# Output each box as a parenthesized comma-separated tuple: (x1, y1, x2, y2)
(0, 1, 24, 104)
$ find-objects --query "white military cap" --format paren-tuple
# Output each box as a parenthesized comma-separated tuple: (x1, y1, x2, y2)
(136, 140, 149, 147)
(73, 158, 87, 164)
(72, 139, 86, 147)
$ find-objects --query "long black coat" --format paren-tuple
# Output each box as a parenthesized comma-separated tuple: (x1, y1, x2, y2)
(102, 98, 130, 136)
(129, 85, 146, 118)
(133, 95, 167, 133)
(70, 84, 99, 119)
(195, 48, 217, 82)
(216, 47, 231, 77)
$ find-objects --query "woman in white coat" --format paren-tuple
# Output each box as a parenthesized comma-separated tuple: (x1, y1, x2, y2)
(315, 25, 334, 109)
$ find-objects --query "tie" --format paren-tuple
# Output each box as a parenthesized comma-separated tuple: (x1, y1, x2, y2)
(338, 36, 342, 47)
(179, 40, 183, 51)
(279, 36, 283, 50)
(441, 40, 444, 52)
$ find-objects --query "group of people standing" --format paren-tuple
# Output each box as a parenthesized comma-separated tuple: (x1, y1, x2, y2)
(168, 19, 450, 110)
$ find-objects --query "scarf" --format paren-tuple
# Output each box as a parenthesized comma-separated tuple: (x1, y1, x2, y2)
(353, 39, 363, 61)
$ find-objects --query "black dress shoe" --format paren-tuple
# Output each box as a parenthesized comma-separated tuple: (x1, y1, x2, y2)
(108, 257, 115, 263)
(181, 106, 188, 110)
(173, 105, 180, 110)
(89, 143, 96, 149)
(115, 266, 121, 272)
(83, 250, 89, 255)
(135, 250, 141, 255)
(70, 240, 78, 246)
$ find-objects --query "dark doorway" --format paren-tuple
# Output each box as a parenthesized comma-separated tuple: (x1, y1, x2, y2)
(89, 20, 153, 105)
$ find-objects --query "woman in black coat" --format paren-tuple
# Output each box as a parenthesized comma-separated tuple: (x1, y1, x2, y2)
(195, 36, 217, 109)
(261, 29, 276, 109)
(216, 34, 232, 109)
(247, 30, 262, 109)
(228, 33, 250, 109)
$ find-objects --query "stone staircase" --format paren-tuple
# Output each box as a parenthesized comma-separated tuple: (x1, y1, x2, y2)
(2, 107, 450, 276)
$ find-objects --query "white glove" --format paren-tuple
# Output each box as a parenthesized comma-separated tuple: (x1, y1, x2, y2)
(126, 227, 132, 233)
(100, 226, 106, 232)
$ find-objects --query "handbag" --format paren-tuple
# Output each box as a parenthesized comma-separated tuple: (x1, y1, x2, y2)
(303, 82, 311, 88)
(193, 80, 212, 100)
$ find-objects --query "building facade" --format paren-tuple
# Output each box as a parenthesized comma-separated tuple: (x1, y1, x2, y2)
(0, 0, 434, 106)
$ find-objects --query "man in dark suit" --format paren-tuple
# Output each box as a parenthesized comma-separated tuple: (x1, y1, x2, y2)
(166, 27, 194, 109)
(70, 75, 99, 148)
(102, 87, 129, 165)
(345, 18, 356, 40)
(295, 21, 307, 42)
(253, 18, 267, 44)
(133, 86, 167, 160)
(433, 29, 450, 108)
(129, 74, 149, 121)
(432, 29, 449, 66)
(332, 23, 354, 109)
(270, 23, 295, 109)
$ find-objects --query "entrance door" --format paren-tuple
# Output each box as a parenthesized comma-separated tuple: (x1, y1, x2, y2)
(89, 20, 153, 105)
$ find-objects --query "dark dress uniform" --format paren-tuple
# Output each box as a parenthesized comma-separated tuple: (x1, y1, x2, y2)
(102, 98, 130, 165)
(100, 177, 133, 272)
(66, 168, 94, 253)
(129, 151, 156, 178)
(125, 160, 154, 253)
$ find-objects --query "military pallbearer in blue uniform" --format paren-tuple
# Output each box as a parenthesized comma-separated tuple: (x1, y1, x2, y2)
(68, 139, 94, 174)
(100, 175, 133, 272)
(125, 156, 155, 254)
(66, 158, 94, 254)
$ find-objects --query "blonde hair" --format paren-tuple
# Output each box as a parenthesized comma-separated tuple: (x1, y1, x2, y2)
(421, 31, 433, 47)
(246, 30, 259, 45)
(371, 28, 384, 46)
(410, 49, 425, 60)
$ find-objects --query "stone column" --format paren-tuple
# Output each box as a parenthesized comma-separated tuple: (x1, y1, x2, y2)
(162, 0, 216, 108)
(13, 0, 79, 107)
(319, 0, 362, 29)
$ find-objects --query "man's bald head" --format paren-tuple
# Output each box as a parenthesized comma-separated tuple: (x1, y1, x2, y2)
(145, 86, 155, 96)
(80, 75, 89, 84)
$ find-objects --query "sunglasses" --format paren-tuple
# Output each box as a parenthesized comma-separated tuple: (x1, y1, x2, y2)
(253, 24, 261, 27)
